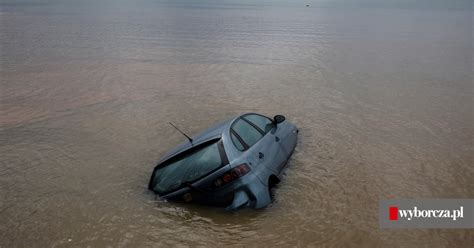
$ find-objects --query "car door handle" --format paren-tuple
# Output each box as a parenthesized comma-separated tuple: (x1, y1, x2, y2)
(275, 136, 280, 142)
(258, 152, 264, 159)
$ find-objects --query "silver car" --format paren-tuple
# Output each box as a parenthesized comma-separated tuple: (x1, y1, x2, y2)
(148, 113, 298, 210)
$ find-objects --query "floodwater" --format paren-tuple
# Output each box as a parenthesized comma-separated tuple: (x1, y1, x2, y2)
(1, 0, 473, 247)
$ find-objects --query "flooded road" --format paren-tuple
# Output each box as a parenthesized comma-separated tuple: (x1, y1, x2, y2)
(1, 0, 473, 247)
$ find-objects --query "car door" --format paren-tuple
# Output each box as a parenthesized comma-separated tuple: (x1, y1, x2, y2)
(274, 121, 298, 162)
(229, 115, 285, 182)
(243, 114, 295, 174)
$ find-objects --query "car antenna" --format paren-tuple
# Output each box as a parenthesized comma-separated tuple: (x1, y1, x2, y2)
(169, 122, 193, 145)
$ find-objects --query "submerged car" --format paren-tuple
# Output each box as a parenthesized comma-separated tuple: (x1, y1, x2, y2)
(148, 113, 298, 210)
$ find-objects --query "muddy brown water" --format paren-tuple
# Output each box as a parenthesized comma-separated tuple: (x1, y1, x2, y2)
(1, 1, 473, 247)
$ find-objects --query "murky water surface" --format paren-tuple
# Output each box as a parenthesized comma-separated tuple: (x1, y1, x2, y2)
(1, 0, 473, 247)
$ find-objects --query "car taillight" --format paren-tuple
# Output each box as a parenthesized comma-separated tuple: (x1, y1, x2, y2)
(213, 164, 250, 188)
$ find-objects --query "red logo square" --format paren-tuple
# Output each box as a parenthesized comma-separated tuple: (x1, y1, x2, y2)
(389, 206, 398, 221)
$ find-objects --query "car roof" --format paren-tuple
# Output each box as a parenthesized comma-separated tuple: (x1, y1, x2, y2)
(157, 116, 238, 164)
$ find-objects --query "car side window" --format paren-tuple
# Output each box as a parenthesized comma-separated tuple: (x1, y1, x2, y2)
(231, 118, 263, 150)
(230, 132, 245, 151)
(242, 114, 274, 134)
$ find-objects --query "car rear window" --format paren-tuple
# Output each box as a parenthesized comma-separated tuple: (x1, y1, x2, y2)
(152, 140, 225, 194)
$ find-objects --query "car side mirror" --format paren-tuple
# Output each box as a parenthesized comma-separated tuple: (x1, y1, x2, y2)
(273, 115, 285, 125)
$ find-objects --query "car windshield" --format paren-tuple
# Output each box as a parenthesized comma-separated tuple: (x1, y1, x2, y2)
(152, 140, 225, 194)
